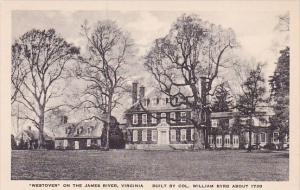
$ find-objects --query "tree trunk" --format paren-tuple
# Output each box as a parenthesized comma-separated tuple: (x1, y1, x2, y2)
(193, 128, 205, 150)
(105, 96, 112, 151)
(247, 116, 253, 152)
(248, 130, 252, 152)
(38, 115, 45, 149)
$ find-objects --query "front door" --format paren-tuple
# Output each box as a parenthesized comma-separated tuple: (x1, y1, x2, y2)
(160, 131, 167, 144)
(158, 129, 169, 145)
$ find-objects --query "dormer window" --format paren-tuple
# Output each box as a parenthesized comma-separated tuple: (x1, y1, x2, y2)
(88, 127, 92, 135)
(132, 114, 138, 125)
(65, 128, 68, 134)
(142, 99, 148, 107)
(76, 128, 80, 135)
(151, 98, 156, 106)
(166, 98, 169, 104)
(180, 112, 186, 123)
(156, 98, 160, 105)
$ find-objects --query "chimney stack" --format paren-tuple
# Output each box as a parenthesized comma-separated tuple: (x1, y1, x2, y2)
(132, 81, 138, 105)
(139, 86, 145, 100)
(61, 116, 68, 124)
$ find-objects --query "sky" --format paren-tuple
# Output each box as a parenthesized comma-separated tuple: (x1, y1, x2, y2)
(11, 10, 288, 124)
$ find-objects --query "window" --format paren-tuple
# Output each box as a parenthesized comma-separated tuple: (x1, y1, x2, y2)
(160, 98, 166, 106)
(180, 112, 186, 123)
(142, 99, 148, 107)
(63, 140, 68, 147)
(211, 119, 218, 128)
(142, 114, 147, 124)
(151, 130, 157, 141)
(76, 128, 80, 135)
(151, 113, 157, 124)
(170, 112, 176, 123)
(142, 130, 147, 141)
(225, 135, 230, 146)
(171, 129, 176, 141)
(65, 128, 68, 134)
(273, 132, 279, 143)
(161, 113, 166, 123)
(191, 128, 194, 141)
(151, 98, 157, 106)
(180, 129, 186, 141)
(133, 130, 138, 142)
(260, 133, 266, 143)
(132, 114, 138, 125)
(87, 127, 92, 135)
(233, 135, 239, 145)
(216, 136, 222, 146)
(166, 98, 169, 104)
(87, 139, 91, 147)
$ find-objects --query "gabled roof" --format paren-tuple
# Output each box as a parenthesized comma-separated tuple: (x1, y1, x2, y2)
(125, 87, 189, 114)
(53, 120, 103, 139)
(15, 129, 53, 141)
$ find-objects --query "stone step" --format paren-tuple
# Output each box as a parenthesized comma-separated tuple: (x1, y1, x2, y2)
(145, 144, 174, 151)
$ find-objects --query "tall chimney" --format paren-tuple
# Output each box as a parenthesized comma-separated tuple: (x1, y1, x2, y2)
(139, 86, 145, 99)
(132, 82, 138, 105)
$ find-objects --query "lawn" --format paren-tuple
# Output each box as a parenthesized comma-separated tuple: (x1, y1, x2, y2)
(11, 149, 288, 181)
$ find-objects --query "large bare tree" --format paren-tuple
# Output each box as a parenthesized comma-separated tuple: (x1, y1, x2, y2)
(12, 29, 80, 148)
(11, 43, 27, 104)
(75, 20, 133, 150)
(144, 14, 238, 149)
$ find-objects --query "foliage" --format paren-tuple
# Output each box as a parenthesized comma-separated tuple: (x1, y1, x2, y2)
(144, 14, 238, 148)
(75, 20, 133, 149)
(11, 135, 17, 150)
(11, 29, 79, 147)
(269, 47, 289, 143)
(236, 64, 267, 151)
(211, 82, 233, 112)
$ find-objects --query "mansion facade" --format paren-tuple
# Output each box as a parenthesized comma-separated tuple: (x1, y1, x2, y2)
(124, 82, 287, 150)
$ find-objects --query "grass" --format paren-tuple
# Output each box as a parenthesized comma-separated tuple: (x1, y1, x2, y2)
(11, 149, 288, 181)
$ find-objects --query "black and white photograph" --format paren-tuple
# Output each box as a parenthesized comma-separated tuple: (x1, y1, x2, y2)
(1, 1, 299, 188)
